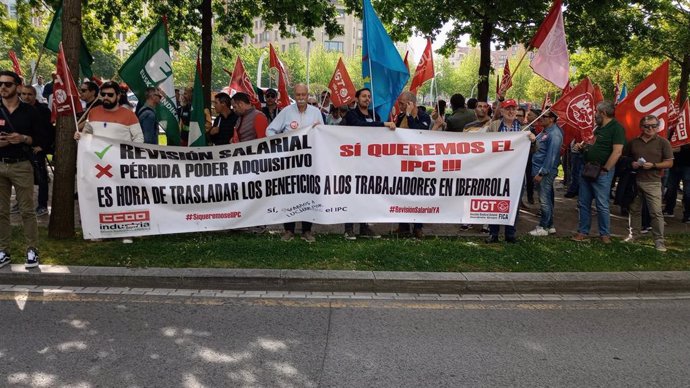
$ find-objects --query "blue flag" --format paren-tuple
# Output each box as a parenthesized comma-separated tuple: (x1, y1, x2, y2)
(617, 82, 628, 103)
(362, 0, 409, 120)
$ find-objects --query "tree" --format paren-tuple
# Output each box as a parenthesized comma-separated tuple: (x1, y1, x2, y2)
(48, 0, 81, 238)
(343, 0, 554, 101)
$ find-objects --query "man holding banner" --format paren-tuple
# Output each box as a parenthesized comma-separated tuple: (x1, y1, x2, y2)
(266, 83, 323, 243)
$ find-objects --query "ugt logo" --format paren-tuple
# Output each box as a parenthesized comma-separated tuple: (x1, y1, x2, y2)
(470, 199, 511, 213)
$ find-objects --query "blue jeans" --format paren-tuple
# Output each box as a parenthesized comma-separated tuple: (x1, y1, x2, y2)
(577, 169, 615, 236)
(567, 152, 583, 195)
(537, 173, 556, 228)
(489, 211, 519, 239)
(664, 165, 690, 219)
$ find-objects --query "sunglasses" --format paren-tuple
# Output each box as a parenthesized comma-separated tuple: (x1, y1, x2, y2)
(642, 124, 659, 129)
(0, 81, 17, 88)
(100, 92, 116, 98)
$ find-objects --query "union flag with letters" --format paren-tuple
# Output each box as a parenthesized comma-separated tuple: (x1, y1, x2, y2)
(328, 58, 356, 108)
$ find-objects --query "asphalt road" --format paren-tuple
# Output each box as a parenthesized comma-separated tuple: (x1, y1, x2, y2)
(1, 292, 689, 388)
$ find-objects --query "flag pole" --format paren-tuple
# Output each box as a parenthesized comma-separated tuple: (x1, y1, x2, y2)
(60, 43, 81, 135)
(29, 47, 46, 87)
(499, 47, 530, 96)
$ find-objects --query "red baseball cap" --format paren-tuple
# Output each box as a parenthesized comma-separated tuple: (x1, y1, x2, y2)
(500, 99, 518, 108)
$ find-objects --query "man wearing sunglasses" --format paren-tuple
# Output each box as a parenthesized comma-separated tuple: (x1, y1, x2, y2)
(0, 70, 41, 269)
(74, 81, 143, 243)
(261, 88, 280, 123)
(622, 115, 673, 252)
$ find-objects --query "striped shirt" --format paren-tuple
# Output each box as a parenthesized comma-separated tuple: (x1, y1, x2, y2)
(84, 106, 144, 143)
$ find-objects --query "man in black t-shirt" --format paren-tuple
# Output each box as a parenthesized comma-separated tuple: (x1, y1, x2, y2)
(0, 70, 41, 269)
(210, 92, 237, 145)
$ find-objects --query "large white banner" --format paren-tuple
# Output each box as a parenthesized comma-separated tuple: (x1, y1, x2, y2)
(77, 126, 530, 239)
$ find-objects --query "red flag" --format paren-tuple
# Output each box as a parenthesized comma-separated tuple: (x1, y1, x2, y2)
(615, 61, 670, 140)
(529, 0, 570, 89)
(269, 44, 290, 108)
(90, 75, 103, 87)
(225, 56, 260, 109)
(389, 51, 409, 121)
(8, 50, 22, 76)
(497, 60, 512, 97)
(541, 92, 552, 112)
(52, 43, 83, 121)
(409, 38, 434, 94)
(328, 58, 356, 108)
(670, 100, 690, 147)
(562, 80, 572, 95)
(551, 77, 600, 142)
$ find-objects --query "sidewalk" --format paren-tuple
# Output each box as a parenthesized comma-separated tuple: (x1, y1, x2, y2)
(1, 265, 689, 294)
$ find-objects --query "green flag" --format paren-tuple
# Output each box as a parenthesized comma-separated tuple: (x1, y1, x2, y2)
(118, 21, 180, 146)
(188, 55, 207, 147)
(43, 1, 94, 78)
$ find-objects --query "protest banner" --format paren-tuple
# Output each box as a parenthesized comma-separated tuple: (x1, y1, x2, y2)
(77, 127, 530, 239)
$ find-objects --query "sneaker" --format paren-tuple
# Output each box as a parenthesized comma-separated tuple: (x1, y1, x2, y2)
(301, 231, 316, 243)
(640, 226, 653, 234)
(35, 207, 49, 217)
(25, 247, 39, 269)
(122, 238, 134, 244)
(548, 227, 557, 235)
(655, 240, 667, 252)
(600, 236, 612, 244)
(529, 226, 549, 236)
(413, 229, 424, 239)
(9, 203, 19, 214)
(459, 224, 472, 231)
(359, 227, 381, 239)
(480, 226, 490, 234)
(343, 231, 357, 240)
(0, 251, 10, 269)
(281, 230, 294, 242)
(571, 233, 588, 242)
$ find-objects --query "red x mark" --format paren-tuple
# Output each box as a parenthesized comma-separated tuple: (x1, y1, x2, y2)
(95, 164, 113, 178)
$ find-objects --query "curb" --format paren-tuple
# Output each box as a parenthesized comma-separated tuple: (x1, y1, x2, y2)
(2, 265, 690, 294)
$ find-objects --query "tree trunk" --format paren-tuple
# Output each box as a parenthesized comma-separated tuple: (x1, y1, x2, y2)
(48, 0, 81, 238)
(477, 20, 493, 102)
(679, 53, 690, 105)
(201, 0, 212, 109)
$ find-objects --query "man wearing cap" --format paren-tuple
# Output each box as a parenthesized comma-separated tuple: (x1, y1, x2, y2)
(486, 99, 523, 243)
(262, 88, 281, 123)
(529, 110, 563, 236)
(622, 114, 673, 251)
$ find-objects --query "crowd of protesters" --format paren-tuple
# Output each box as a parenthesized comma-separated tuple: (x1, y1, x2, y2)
(0, 69, 685, 270)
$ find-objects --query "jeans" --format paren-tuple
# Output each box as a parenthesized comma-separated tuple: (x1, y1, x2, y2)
(663, 165, 690, 219)
(489, 211, 519, 239)
(537, 173, 556, 228)
(284, 222, 312, 233)
(567, 152, 583, 195)
(577, 169, 615, 236)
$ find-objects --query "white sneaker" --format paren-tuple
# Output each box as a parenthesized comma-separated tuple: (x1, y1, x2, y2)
(655, 240, 667, 252)
(122, 238, 134, 244)
(529, 226, 549, 236)
(548, 227, 557, 235)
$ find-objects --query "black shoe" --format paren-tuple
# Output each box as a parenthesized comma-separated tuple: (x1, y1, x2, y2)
(485, 235, 499, 244)
(506, 236, 518, 244)
(564, 192, 577, 198)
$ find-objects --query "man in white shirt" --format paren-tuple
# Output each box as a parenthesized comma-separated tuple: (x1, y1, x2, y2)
(267, 83, 323, 136)
(266, 83, 323, 243)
